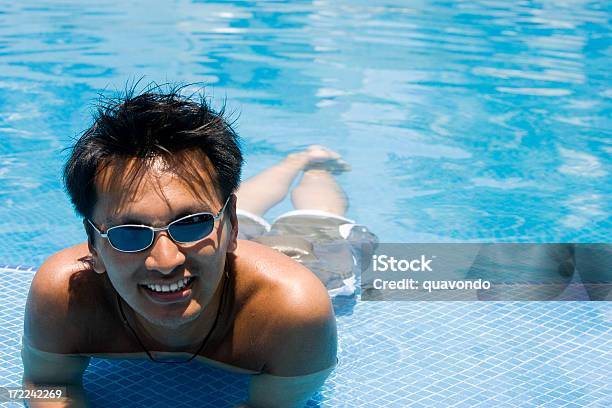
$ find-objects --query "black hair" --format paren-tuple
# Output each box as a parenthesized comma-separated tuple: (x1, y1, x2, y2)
(63, 84, 243, 220)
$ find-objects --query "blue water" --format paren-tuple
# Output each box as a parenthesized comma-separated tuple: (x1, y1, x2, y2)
(0, 2, 611, 407)
(0, 0, 610, 267)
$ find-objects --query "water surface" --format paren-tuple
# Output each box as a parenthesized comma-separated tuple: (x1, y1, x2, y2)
(0, 0, 610, 266)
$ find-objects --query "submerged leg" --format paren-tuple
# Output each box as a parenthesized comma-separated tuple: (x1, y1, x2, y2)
(235, 155, 306, 218)
(291, 169, 348, 217)
(236, 145, 349, 217)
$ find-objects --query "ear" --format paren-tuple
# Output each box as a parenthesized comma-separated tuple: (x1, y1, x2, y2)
(226, 194, 239, 253)
(84, 219, 107, 275)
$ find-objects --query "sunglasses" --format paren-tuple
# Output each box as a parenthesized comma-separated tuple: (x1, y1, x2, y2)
(86, 196, 231, 253)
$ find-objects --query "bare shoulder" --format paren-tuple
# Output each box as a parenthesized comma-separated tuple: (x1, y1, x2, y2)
(233, 240, 333, 313)
(233, 240, 337, 375)
(25, 242, 105, 353)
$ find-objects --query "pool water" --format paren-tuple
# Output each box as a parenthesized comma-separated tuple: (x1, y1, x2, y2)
(0, 0, 610, 407)
(1, 0, 610, 265)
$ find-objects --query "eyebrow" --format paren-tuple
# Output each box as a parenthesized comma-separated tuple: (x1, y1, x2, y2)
(106, 205, 215, 226)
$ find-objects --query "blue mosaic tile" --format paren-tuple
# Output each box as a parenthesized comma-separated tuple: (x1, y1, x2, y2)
(0, 268, 610, 407)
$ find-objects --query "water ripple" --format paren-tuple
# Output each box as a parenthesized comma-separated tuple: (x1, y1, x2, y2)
(0, 0, 610, 264)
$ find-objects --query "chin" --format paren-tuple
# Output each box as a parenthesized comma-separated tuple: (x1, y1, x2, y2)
(145, 301, 203, 328)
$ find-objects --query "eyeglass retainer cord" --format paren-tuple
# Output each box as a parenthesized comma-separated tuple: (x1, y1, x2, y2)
(116, 266, 229, 364)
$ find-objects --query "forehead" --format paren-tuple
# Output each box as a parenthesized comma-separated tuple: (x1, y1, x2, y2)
(93, 153, 222, 222)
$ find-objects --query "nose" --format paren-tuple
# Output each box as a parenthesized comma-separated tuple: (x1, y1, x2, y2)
(145, 232, 186, 274)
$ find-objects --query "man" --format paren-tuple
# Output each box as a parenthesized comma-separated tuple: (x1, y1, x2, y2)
(22, 88, 340, 407)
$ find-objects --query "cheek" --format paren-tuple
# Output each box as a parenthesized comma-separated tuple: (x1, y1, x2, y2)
(185, 246, 227, 282)
(184, 234, 223, 258)
(188, 249, 224, 276)
(100, 250, 143, 285)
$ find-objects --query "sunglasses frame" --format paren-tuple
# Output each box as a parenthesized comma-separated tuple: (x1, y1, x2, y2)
(86, 195, 232, 253)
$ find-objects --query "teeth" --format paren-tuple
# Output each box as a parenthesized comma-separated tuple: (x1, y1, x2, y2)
(145, 277, 191, 293)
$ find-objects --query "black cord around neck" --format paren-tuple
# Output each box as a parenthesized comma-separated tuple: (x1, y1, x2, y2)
(117, 269, 229, 364)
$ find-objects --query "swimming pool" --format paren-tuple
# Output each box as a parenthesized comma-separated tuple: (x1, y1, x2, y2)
(2, 266, 610, 407)
(0, 0, 610, 406)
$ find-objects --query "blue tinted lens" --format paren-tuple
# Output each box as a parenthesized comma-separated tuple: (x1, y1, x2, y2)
(107, 226, 154, 252)
(169, 213, 215, 243)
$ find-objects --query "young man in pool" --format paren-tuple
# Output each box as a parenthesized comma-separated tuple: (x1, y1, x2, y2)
(21, 88, 375, 407)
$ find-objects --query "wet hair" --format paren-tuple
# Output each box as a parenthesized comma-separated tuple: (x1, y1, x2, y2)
(63, 84, 243, 220)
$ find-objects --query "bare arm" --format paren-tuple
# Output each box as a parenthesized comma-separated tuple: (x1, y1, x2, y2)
(244, 262, 338, 407)
(22, 252, 92, 407)
(22, 338, 91, 408)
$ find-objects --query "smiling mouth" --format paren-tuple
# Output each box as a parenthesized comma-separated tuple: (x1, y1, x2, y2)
(140, 277, 196, 303)
(141, 277, 195, 293)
